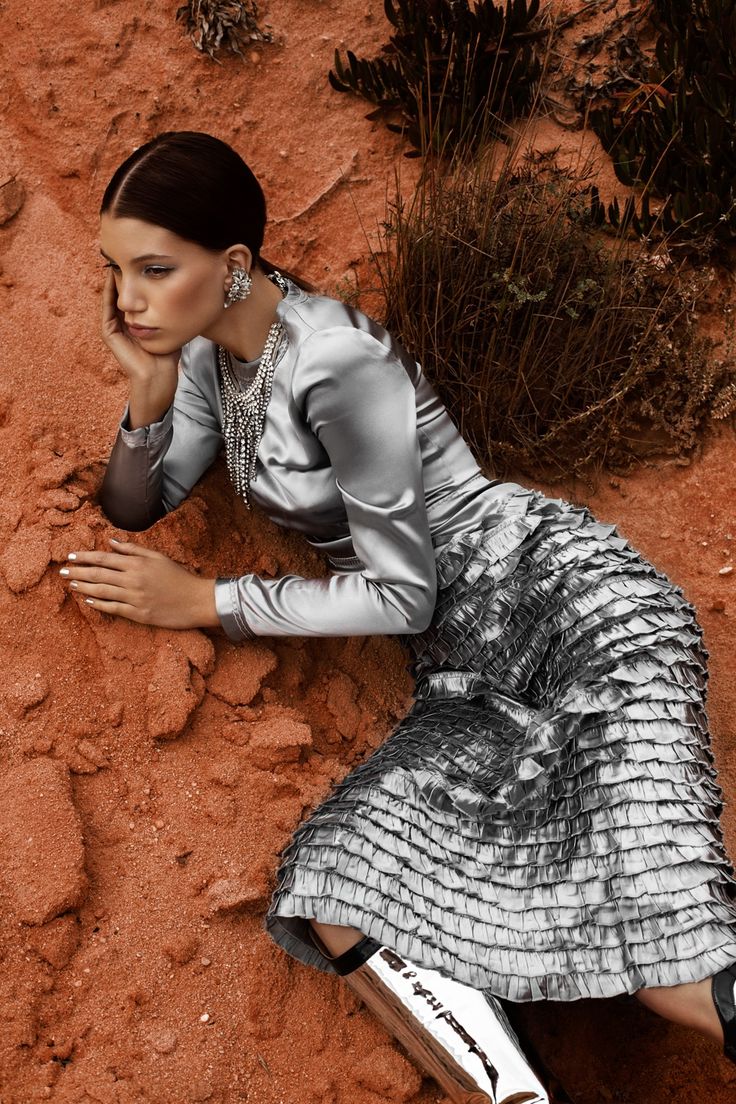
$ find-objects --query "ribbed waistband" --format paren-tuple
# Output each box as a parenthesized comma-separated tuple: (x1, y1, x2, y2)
(326, 553, 364, 571)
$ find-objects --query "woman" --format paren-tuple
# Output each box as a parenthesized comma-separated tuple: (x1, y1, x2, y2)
(63, 130, 736, 1100)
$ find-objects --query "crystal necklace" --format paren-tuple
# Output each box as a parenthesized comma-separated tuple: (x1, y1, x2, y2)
(217, 270, 289, 509)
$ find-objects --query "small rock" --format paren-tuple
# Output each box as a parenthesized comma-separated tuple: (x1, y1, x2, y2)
(204, 757, 241, 788)
(75, 738, 109, 769)
(43, 508, 73, 527)
(33, 454, 79, 490)
(0, 390, 13, 427)
(106, 701, 124, 726)
(147, 646, 202, 740)
(205, 872, 269, 914)
(0, 758, 87, 924)
(38, 488, 79, 512)
(353, 1044, 422, 1101)
(178, 630, 215, 676)
(326, 672, 362, 738)
(207, 643, 278, 706)
(26, 914, 80, 968)
(151, 1030, 178, 1054)
(162, 932, 199, 965)
(719, 565, 733, 575)
(4, 672, 49, 718)
(0, 175, 25, 226)
(188, 1078, 213, 1102)
(0, 524, 51, 593)
(247, 715, 313, 768)
(31, 735, 54, 755)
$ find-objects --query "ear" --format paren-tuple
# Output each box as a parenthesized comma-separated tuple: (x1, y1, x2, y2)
(224, 244, 254, 275)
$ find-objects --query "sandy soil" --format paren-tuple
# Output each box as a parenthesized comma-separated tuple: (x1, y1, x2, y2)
(1, 1, 736, 1102)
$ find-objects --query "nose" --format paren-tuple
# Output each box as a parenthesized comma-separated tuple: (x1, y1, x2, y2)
(115, 276, 146, 315)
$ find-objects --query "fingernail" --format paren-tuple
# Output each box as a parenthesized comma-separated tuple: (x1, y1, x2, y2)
(110, 538, 120, 544)
(85, 598, 94, 605)
(70, 581, 79, 589)
(68, 553, 77, 561)
(59, 567, 70, 577)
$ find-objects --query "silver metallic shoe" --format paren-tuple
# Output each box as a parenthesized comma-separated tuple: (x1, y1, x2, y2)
(312, 931, 548, 1104)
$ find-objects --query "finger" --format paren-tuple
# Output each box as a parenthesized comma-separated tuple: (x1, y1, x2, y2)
(67, 544, 161, 565)
(65, 550, 138, 572)
(108, 537, 156, 555)
(82, 596, 142, 621)
(65, 576, 131, 596)
(101, 269, 121, 327)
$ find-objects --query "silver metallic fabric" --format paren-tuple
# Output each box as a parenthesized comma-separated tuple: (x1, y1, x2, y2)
(99, 278, 521, 638)
(99, 279, 736, 1001)
(265, 487, 736, 1001)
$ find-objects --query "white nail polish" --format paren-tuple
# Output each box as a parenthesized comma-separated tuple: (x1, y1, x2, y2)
(70, 581, 79, 589)
(59, 567, 70, 577)
(68, 553, 77, 561)
(85, 598, 94, 605)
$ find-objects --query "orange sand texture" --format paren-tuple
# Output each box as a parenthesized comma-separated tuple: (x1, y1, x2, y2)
(1, 1, 736, 1102)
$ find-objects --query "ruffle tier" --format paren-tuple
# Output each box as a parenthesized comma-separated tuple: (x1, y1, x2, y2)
(265, 487, 736, 1001)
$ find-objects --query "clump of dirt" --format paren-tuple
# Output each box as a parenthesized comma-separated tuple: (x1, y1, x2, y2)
(1, 2, 735, 1103)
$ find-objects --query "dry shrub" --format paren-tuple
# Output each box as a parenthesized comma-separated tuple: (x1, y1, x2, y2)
(176, 0, 274, 60)
(372, 143, 736, 488)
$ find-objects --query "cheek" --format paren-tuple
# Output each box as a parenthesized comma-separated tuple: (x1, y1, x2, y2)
(166, 271, 221, 321)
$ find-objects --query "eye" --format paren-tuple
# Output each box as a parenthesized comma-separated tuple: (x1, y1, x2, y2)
(102, 261, 120, 272)
(144, 266, 173, 278)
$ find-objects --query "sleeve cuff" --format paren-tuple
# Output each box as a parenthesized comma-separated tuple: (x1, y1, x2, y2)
(119, 401, 174, 447)
(215, 577, 257, 642)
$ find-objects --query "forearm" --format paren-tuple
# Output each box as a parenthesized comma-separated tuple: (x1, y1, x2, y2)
(127, 374, 178, 430)
(214, 570, 436, 640)
(98, 403, 173, 531)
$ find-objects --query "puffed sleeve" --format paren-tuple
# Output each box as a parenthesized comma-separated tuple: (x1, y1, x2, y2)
(214, 327, 438, 639)
(99, 345, 224, 531)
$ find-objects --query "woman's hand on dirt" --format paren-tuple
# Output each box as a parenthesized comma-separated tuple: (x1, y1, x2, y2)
(100, 269, 180, 427)
(60, 537, 221, 630)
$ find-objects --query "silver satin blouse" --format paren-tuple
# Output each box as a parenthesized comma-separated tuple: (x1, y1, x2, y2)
(99, 278, 524, 640)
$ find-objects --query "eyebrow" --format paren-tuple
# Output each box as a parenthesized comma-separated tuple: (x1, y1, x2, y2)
(100, 250, 175, 263)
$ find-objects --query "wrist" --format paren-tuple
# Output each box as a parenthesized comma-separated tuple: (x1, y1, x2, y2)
(127, 376, 177, 430)
(192, 576, 221, 629)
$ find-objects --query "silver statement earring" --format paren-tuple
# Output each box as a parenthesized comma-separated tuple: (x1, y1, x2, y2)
(224, 266, 252, 309)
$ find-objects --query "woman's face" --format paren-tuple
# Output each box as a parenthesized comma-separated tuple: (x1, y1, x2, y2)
(99, 215, 232, 353)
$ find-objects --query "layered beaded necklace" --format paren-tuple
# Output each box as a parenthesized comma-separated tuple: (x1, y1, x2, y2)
(217, 270, 289, 509)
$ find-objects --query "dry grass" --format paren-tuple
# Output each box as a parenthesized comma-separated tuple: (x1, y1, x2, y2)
(369, 134, 736, 489)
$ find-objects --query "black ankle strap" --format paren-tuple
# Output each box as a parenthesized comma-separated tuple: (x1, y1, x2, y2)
(330, 934, 382, 976)
(712, 966, 736, 1063)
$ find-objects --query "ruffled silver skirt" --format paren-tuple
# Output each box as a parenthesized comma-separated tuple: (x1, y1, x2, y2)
(265, 487, 736, 1001)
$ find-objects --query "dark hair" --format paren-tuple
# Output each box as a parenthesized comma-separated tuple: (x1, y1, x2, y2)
(100, 131, 314, 291)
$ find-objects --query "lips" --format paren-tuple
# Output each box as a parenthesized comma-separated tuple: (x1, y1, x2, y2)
(126, 322, 159, 336)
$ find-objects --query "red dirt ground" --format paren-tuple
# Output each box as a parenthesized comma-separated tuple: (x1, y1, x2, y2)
(1, 2, 736, 1102)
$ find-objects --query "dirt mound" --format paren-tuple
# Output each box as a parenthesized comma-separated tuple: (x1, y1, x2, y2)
(1, 2, 736, 1101)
